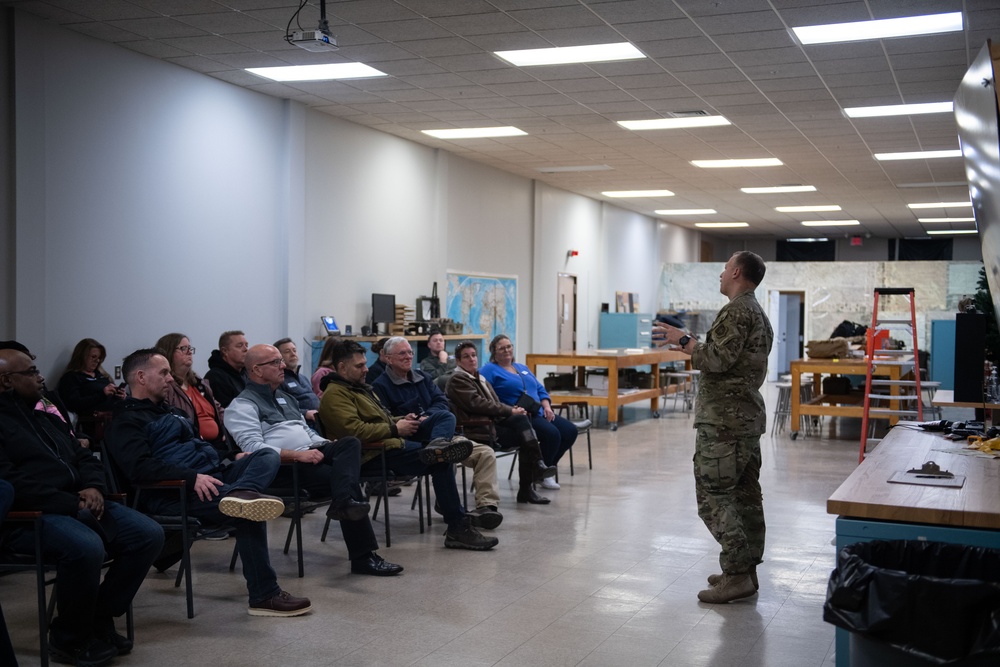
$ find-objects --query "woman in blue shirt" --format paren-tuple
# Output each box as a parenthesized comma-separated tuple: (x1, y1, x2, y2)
(479, 335, 577, 489)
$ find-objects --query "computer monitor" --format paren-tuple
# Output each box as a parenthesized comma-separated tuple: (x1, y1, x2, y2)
(372, 293, 396, 331)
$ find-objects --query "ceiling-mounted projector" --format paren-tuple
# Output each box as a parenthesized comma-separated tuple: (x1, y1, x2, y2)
(290, 29, 338, 52)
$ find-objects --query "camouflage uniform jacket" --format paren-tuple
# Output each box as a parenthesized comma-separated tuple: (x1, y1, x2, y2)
(691, 289, 773, 434)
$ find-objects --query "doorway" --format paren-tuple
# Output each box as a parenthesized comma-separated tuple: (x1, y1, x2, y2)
(776, 291, 804, 374)
(557, 273, 577, 352)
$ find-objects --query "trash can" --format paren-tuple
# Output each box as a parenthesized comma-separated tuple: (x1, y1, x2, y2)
(824, 540, 1000, 665)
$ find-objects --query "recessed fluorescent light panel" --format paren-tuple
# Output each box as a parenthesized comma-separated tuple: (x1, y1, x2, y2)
(617, 116, 730, 130)
(692, 158, 783, 168)
(776, 205, 842, 213)
(844, 102, 953, 118)
(788, 238, 829, 242)
(874, 150, 962, 161)
(695, 222, 748, 228)
(422, 126, 527, 139)
(741, 185, 816, 194)
(907, 201, 972, 209)
(918, 217, 976, 223)
(801, 220, 860, 227)
(245, 63, 387, 81)
(927, 229, 977, 235)
(494, 42, 645, 67)
(655, 209, 716, 215)
(603, 190, 675, 197)
(537, 165, 612, 173)
(791, 12, 962, 45)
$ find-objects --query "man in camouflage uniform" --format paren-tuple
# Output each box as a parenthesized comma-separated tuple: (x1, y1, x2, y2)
(654, 251, 773, 603)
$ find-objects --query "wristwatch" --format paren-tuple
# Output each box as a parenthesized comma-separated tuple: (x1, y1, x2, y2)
(678, 334, 691, 348)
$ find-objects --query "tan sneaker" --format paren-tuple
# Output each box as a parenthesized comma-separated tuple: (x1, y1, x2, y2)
(697, 573, 757, 603)
(708, 569, 758, 590)
(218, 490, 285, 522)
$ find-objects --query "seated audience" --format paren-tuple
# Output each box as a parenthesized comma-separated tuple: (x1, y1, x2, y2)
(107, 348, 311, 617)
(274, 338, 319, 419)
(446, 341, 557, 504)
(373, 337, 502, 528)
(204, 330, 248, 408)
(0, 348, 163, 664)
(418, 330, 456, 387)
(310, 336, 339, 397)
(225, 344, 402, 576)
(57, 338, 125, 414)
(319, 340, 498, 550)
(364, 337, 390, 385)
(480, 335, 577, 490)
(156, 332, 234, 461)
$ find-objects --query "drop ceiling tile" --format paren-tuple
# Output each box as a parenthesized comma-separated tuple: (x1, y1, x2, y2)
(43, 0, 157, 21)
(433, 85, 499, 99)
(464, 31, 552, 51)
(336, 42, 421, 61)
(160, 35, 251, 55)
(165, 54, 230, 72)
(713, 30, 798, 53)
(127, 0, 232, 15)
(729, 47, 810, 68)
(506, 5, 605, 30)
(396, 0, 498, 17)
(121, 38, 191, 58)
(106, 17, 207, 38)
(66, 21, 143, 42)
(777, 2, 874, 27)
(614, 18, 704, 42)
(637, 36, 720, 58)
(329, 0, 421, 23)
(532, 25, 626, 47)
(223, 30, 298, 52)
(673, 68, 748, 85)
(587, 1, 686, 23)
(694, 10, 785, 35)
(431, 12, 526, 36)
(208, 68, 267, 85)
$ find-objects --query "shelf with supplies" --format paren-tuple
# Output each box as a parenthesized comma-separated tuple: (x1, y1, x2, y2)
(308, 333, 486, 373)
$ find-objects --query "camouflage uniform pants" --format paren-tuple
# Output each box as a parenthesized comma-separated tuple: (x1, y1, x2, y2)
(694, 425, 765, 575)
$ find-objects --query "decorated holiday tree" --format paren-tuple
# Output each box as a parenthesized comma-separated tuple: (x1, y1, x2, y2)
(972, 266, 1000, 364)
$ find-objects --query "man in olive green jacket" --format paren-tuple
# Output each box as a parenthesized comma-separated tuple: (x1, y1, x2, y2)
(319, 340, 498, 551)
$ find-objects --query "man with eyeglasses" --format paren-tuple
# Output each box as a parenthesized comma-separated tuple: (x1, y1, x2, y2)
(273, 338, 320, 420)
(225, 344, 403, 576)
(205, 330, 249, 408)
(0, 348, 164, 665)
(373, 337, 504, 530)
(108, 348, 312, 618)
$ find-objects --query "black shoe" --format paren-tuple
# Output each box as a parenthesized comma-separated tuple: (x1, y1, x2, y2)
(532, 460, 558, 483)
(444, 517, 499, 550)
(419, 436, 473, 465)
(326, 499, 371, 522)
(351, 553, 404, 576)
(517, 487, 551, 504)
(95, 616, 132, 656)
(49, 637, 117, 667)
(467, 506, 503, 530)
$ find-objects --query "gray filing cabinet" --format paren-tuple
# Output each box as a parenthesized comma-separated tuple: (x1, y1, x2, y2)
(599, 312, 653, 348)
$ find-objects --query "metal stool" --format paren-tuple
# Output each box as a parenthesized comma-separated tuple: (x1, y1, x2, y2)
(663, 372, 690, 412)
(681, 369, 700, 411)
(772, 382, 792, 435)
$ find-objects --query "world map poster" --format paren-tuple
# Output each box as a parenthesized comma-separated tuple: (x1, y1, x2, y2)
(445, 272, 518, 352)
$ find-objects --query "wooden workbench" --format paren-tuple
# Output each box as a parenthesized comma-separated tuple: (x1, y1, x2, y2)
(524, 348, 690, 430)
(789, 356, 913, 436)
(827, 426, 1000, 665)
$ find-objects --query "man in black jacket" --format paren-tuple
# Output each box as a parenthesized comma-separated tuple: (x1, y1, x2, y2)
(107, 348, 311, 618)
(0, 349, 164, 666)
(204, 330, 248, 407)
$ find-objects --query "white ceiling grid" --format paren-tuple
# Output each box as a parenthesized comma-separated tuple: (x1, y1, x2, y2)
(5, 0, 1000, 238)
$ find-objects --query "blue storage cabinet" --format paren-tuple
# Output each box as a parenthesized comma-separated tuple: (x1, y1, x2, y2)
(930, 319, 955, 389)
(599, 312, 653, 348)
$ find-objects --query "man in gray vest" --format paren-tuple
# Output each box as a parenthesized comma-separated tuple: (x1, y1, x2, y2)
(654, 251, 773, 603)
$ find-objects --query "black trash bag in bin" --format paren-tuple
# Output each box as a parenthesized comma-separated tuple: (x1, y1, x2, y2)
(824, 540, 1000, 664)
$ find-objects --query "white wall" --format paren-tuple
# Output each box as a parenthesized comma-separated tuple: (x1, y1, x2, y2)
(14, 13, 290, 377)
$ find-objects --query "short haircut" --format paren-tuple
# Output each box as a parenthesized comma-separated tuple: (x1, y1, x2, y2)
(0, 340, 34, 359)
(219, 330, 245, 350)
(370, 337, 391, 354)
(488, 334, 510, 362)
(122, 348, 163, 385)
(454, 340, 477, 360)
(273, 337, 293, 349)
(732, 251, 766, 286)
(383, 337, 409, 355)
(426, 329, 443, 342)
(331, 339, 367, 368)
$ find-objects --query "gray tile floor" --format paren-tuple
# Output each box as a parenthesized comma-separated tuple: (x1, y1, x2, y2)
(6, 382, 869, 666)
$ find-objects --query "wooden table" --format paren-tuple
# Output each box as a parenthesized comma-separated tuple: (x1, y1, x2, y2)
(931, 389, 1000, 410)
(524, 348, 690, 430)
(789, 356, 913, 436)
(827, 426, 1000, 666)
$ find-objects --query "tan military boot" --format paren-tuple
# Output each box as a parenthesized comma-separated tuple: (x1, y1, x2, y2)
(707, 568, 758, 590)
(697, 573, 757, 603)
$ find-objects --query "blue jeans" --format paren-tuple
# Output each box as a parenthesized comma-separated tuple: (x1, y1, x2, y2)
(143, 448, 282, 605)
(530, 414, 578, 466)
(4, 500, 164, 648)
(413, 410, 457, 443)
